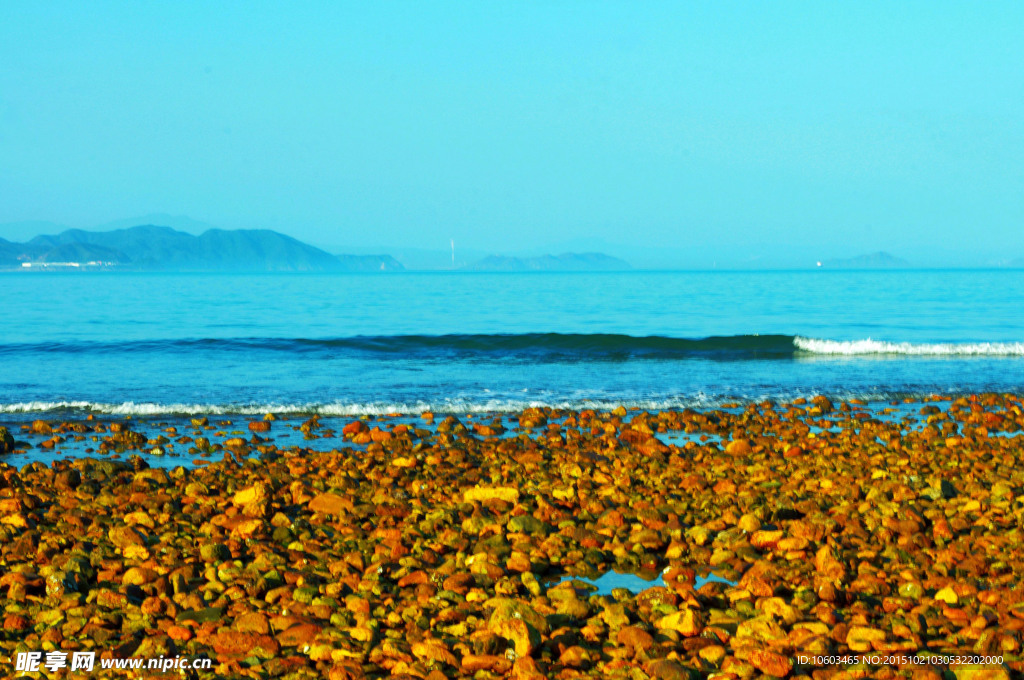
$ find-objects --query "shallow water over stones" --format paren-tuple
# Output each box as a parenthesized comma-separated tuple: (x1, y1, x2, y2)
(0, 399, 963, 471)
(555, 569, 737, 595)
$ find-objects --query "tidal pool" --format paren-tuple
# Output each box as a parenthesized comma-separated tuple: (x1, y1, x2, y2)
(556, 569, 737, 596)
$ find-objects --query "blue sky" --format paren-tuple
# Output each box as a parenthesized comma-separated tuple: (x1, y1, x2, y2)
(1, 2, 1021, 264)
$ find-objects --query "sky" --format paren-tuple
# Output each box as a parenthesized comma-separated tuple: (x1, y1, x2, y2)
(1, 2, 1022, 265)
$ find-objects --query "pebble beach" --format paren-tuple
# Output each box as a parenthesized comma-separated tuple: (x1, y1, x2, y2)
(1, 395, 1021, 679)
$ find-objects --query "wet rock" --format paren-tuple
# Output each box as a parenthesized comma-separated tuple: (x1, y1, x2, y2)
(461, 654, 512, 674)
(5, 613, 31, 633)
(935, 586, 959, 604)
(616, 625, 655, 655)
(465, 486, 520, 504)
(121, 567, 157, 586)
(738, 513, 761, 533)
(740, 648, 792, 676)
(814, 545, 846, 582)
(507, 514, 547, 535)
(646, 658, 699, 680)
(846, 625, 886, 652)
(698, 645, 726, 664)
(656, 608, 704, 637)
(725, 439, 751, 456)
(235, 612, 270, 634)
(233, 481, 269, 507)
(488, 599, 547, 657)
(308, 492, 352, 516)
(0, 426, 14, 453)
(108, 525, 146, 549)
(277, 622, 321, 647)
(559, 645, 591, 668)
(899, 582, 924, 600)
(54, 469, 81, 490)
(45, 571, 77, 597)
(209, 631, 280, 658)
(199, 543, 230, 562)
(411, 640, 459, 667)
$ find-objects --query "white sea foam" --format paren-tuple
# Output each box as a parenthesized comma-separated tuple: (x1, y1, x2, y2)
(795, 337, 1024, 356)
(0, 390, 935, 416)
(0, 395, 733, 416)
(0, 400, 99, 413)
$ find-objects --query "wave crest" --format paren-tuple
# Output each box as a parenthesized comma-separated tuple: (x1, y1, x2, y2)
(0, 398, 724, 417)
(795, 337, 1024, 356)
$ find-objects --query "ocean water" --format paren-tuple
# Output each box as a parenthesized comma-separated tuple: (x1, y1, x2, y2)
(2, 269, 1024, 417)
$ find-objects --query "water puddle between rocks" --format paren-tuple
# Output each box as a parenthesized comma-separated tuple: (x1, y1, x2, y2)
(655, 432, 722, 447)
(556, 569, 737, 596)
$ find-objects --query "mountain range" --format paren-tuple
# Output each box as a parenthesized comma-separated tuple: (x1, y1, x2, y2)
(7, 218, 981, 271)
(1, 225, 403, 272)
(0, 224, 635, 272)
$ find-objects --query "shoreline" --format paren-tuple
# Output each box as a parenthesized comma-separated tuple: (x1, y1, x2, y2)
(1, 397, 1021, 677)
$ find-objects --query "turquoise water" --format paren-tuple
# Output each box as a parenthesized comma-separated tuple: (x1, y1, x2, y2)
(2, 269, 1023, 416)
(556, 569, 737, 596)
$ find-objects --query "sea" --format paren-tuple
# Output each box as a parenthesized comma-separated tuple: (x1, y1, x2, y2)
(2, 269, 1023, 419)
(9, 269, 1018, 593)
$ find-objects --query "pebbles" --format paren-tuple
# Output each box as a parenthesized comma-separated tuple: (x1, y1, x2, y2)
(0, 427, 15, 453)
(0, 396, 1022, 677)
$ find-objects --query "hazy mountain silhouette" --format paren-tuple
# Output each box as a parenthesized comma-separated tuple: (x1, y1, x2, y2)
(0, 237, 22, 265)
(2, 225, 403, 271)
(91, 213, 219, 235)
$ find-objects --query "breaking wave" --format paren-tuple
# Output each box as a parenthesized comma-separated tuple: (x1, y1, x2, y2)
(794, 337, 1024, 356)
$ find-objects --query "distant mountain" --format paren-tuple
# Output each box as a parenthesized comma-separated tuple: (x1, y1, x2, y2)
(185, 228, 347, 271)
(34, 242, 127, 263)
(25, 225, 190, 266)
(465, 252, 631, 272)
(91, 213, 218, 235)
(821, 251, 910, 269)
(0, 238, 21, 265)
(2, 225, 404, 272)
